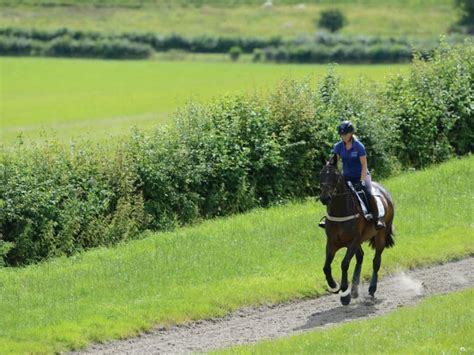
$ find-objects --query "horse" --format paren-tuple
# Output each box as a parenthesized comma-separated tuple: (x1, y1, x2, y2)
(319, 155, 395, 305)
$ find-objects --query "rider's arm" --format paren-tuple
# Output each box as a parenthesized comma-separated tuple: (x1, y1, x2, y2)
(360, 155, 368, 183)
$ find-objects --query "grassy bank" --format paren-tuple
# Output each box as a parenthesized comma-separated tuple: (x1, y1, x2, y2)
(219, 288, 474, 354)
(0, 156, 472, 353)
(0, 1, 455, 39)
(0, 57, 408, 143)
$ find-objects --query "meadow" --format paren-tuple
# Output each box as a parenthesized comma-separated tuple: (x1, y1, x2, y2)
(0, 57, 408, 143)
(0, 1, 456, 39)
(220, 288, 474, 354)
(0, 156, 472, 353)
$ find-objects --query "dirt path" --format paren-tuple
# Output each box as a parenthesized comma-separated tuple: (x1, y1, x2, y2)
(75, 258, 474, 354)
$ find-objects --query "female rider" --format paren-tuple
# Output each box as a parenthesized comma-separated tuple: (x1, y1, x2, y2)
(319, 121, 385, 230)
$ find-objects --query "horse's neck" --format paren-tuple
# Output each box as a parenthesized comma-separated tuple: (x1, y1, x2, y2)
(327, 178, 356, 216)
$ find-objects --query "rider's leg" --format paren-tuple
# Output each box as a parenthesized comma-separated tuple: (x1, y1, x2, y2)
(364, 173, 385, 230)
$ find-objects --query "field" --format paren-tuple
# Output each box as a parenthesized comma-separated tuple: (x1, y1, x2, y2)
(0, 156, 472, 353)
(0, 1, 456, 38)
(1, 0, 472, 352)
(0, 57, 408, 143)
(220, 288, 474, 354)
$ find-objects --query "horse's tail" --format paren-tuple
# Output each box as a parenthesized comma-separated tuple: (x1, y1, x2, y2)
(384, 223, 395, 249)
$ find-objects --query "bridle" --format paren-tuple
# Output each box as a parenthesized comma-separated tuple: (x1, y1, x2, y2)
(320, 166, 351, 198)
(320, 166, 360, 221)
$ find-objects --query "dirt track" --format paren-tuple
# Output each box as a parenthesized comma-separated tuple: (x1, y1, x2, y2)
(74, 257, 474, 354)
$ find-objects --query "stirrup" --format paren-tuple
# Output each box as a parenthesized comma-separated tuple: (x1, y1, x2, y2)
(318, 216, 326, 229)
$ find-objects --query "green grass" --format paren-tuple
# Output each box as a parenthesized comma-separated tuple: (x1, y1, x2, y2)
(0, 57, 408, 144)
(0, 1, 456, 39)
(219, 288, 474, 354)
(0, 156, 472, 353)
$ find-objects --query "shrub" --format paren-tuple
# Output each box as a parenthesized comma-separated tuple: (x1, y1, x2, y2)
(229, 45, 242, 61)
(0, 36, 44, 56)
(252, 48, 264, 62)
(317, 9, 347, 33)
(44, 35, 152, 59)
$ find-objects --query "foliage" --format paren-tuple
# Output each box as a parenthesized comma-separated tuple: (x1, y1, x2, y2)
(383, 39, 474, 166)
(0, 26, 467, 63)
(455, 0, 474, 26)
(228, 45, 242, 61)
(317, 9, 347, 33)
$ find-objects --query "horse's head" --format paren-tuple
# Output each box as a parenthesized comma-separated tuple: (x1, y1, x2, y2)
(319, 155, 341, 205)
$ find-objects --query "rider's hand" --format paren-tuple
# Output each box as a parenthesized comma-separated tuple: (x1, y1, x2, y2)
(361, 180, 366, 187)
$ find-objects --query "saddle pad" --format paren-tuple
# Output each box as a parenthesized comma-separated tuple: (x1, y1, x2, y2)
(375, 195, 385, 217)
(372, 186, 383, 196)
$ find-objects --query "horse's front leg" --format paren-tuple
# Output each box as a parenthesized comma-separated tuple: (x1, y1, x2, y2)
(369, 249, 383, 297)
(323, 242, 339, 293)
(339, 241, 359, 305)
(351, 246, 364, 299)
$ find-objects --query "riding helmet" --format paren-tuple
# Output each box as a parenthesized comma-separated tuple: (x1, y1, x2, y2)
(337, 121, 354, 135)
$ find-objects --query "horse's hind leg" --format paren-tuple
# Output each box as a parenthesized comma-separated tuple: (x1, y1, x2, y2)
(323, 242, 339, 293)
(351, 246, 364, 299)
(369, 236, 385, 297)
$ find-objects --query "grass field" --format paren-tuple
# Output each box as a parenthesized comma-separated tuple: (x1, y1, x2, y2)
(0, 57, 408, 143)
(0, 156, 472, 353)
(219, 288, 474, 354)
(0, 1, 456, 39)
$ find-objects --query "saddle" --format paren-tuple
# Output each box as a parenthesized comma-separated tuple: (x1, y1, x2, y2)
(346, 181, 385, 221)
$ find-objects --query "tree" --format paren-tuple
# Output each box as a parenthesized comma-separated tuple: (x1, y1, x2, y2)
(317, 9, 347, 33)
(229, 46, 242, 62)
(455, 0, 474, 26)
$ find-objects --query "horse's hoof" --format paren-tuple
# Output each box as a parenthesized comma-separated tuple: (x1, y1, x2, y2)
(327, 282, 340, 294)
(339, 288, 351, 305)
(368, 285, 377, 297)
(351, 287, 359, 299)
(340, 294, 351, 305)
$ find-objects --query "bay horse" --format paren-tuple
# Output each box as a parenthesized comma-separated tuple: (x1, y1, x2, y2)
(319, 155, 395, 305)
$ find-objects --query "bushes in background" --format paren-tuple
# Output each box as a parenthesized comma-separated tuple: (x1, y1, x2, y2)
(0, 26, 468, 63)
(0, 27, 282, 58)
(0, 40, 472, 266)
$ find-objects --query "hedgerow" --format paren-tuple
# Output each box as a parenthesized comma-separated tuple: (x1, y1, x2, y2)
(0, 40, 472, 266)
(0, 26, 467, 63)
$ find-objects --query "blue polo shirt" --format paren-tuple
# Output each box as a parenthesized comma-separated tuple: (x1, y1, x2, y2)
(333, 138, 367, 178)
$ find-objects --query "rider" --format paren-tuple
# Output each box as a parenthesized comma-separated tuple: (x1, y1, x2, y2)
(319, 121, 386, 230)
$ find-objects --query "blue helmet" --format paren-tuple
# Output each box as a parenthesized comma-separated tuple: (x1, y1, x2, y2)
(337, 121, 354, 135)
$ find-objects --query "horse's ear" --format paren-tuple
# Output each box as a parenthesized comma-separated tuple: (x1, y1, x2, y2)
(329, 154, 337, 166)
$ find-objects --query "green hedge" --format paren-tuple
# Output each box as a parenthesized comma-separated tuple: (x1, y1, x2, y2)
(0, 34, 152, 59)
(0, 27, 282, 54)
(0, 26, 467, 62)
(256, 34, 467, 64)
(0, 40, 472, 266)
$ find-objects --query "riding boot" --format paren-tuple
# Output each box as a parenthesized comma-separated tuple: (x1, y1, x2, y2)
(369, 196, 385, 230)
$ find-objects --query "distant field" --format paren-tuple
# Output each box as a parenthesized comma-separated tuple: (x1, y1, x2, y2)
(0, 57, 408, 143)
(0, 1, 455, 38)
